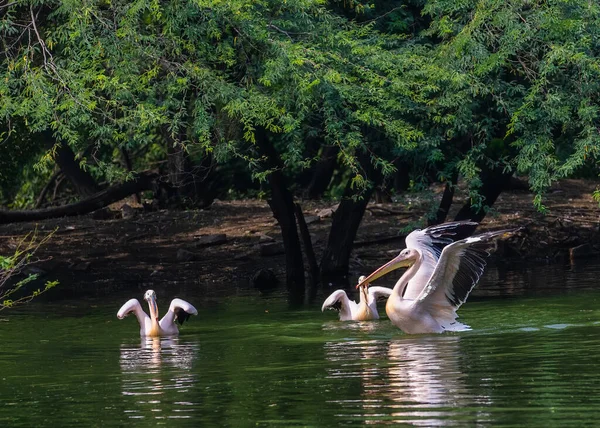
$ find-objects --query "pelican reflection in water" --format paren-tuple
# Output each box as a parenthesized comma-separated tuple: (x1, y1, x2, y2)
(358, 222, 516, 333)
(322, 276, 392, 321)
(117, 289, 197, 337)
(324, 336, 492, 426)
(385, 336, 492, 425)
(119, 337, 198, 373)
(120, 337, 199, 420)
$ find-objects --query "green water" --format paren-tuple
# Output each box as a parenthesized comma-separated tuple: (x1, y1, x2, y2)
(1, 262, 600, 427)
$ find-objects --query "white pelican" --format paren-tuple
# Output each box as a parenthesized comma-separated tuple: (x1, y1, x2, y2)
(117, 289, 198, 337)
(358, 223, 515, 333)
(322, 276, 392, 321)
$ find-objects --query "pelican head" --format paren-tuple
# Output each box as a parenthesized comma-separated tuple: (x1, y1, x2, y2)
(143, 289, 159, 321)
(144, 289, 156, 302)
(357, 248, 418, 288)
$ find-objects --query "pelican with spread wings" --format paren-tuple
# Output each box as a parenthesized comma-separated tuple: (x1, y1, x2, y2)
(357, 222, 514, 333)
(117, 290, 198, 337)
(322, 276, 392, 321)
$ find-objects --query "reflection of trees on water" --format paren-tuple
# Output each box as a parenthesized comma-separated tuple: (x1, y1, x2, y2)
(477, 261, 600, 297)
(324, 334, 492, 426)
(119, 337, 200, 421)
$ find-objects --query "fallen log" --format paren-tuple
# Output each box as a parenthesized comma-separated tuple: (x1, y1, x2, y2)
(0, 172, 157, 224)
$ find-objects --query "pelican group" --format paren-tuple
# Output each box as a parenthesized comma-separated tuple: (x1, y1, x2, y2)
(357, 221, 515, 334)
(117, 289, 198, 337)
(322, 276, 392, 321)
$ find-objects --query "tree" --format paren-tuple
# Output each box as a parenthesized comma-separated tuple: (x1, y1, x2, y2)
(2, 0, 600, 296)
(420, 0, 600, 212)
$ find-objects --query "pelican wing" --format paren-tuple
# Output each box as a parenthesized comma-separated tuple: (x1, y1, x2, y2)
(160, 298, 198, 328)
(117, 298, 147, 320)
(321, 290, 352, 312)
(322, 290, 359, 321)
(415, 230, 513, 310)
(403, 221, 478, 299)
(368, 286, 392, 302)
(405, 221, 478, 258)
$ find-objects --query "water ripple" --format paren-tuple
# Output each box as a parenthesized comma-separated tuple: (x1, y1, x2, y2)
(119, 337, 200, 420)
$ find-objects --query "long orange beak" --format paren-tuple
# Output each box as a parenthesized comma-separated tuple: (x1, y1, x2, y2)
(146, 295, 159, 320)
(356, 254, 413, 289)
(359, 284, 369, 300)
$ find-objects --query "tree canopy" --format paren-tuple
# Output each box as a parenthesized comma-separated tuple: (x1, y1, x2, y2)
(1, 0, 599, 212)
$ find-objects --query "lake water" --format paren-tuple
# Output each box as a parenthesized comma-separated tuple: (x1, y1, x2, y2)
(1, 259, 600, 427)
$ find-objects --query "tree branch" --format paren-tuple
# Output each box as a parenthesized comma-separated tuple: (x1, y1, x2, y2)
(0, 172, 157, 224)
(359, 6, 404, 26)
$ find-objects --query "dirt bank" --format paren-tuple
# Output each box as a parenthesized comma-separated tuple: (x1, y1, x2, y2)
(1, 179, 599, 298)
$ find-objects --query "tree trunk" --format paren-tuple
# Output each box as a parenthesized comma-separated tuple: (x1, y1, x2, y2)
(294, 203, 319, 285)
(454, 168, 513, 223)
(121, 148, 141, 204)
(320, 129, 387, 278)
(374, 187, 392, 203)
(0, 172, 157, 224)
(320, 162, 378, 278)
(255, 128, 305, 303)
(428, 171, 458, 226)
(393, 160, 410, 193)
(161, 128, 218, 208)
(306, 145, 338, 199)
(35, 169, 61, 209)
(51, 139, 100, 198)
(165, 139, 196, 199)
(320, 184, 374, 277)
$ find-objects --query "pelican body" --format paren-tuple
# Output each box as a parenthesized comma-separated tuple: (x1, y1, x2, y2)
(322, 276, 392, 321)
(117, 290, 198, 337)
(358, 222, 515, 334)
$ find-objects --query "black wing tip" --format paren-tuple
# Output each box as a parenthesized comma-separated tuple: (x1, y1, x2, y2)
(475, 227, 521, 241)
(174, 308, 192, 325)
(440, 227, 521, 309)
(330, 300, 342, 312)
(424, 221, 479, 243)
(426, 220, 479, 231)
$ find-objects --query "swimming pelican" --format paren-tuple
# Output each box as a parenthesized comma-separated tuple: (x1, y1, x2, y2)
(358, 223, 515, 333)
(117, 290, 198, 337)
(322, 276, 392, 321)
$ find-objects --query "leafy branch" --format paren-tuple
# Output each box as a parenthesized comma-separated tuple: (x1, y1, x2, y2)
(0, 228, 58, 310)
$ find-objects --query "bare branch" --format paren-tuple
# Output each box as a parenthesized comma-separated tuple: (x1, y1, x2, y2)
(266, 23, 310, 40)
(359, 6, 404, 26)
(30, 5, 51, 67)
(0, 1, 19, 11)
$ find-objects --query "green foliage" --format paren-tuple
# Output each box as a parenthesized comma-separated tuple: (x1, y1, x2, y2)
(593, 188, 600, 206)
(0, 229, 59, 310)
(1, 0, 427, 201)
(1, 0, 600, 210)
(422, 0, 600, 202)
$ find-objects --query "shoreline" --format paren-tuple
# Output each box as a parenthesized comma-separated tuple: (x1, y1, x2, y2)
(1, 178, 599, 298)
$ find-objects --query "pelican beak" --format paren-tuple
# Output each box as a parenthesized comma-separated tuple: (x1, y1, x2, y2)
(356, 255, 412, 289)
(360, 284, 371, 302)
(360, 284, 368, 296)
(145, 293, 159, 320)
